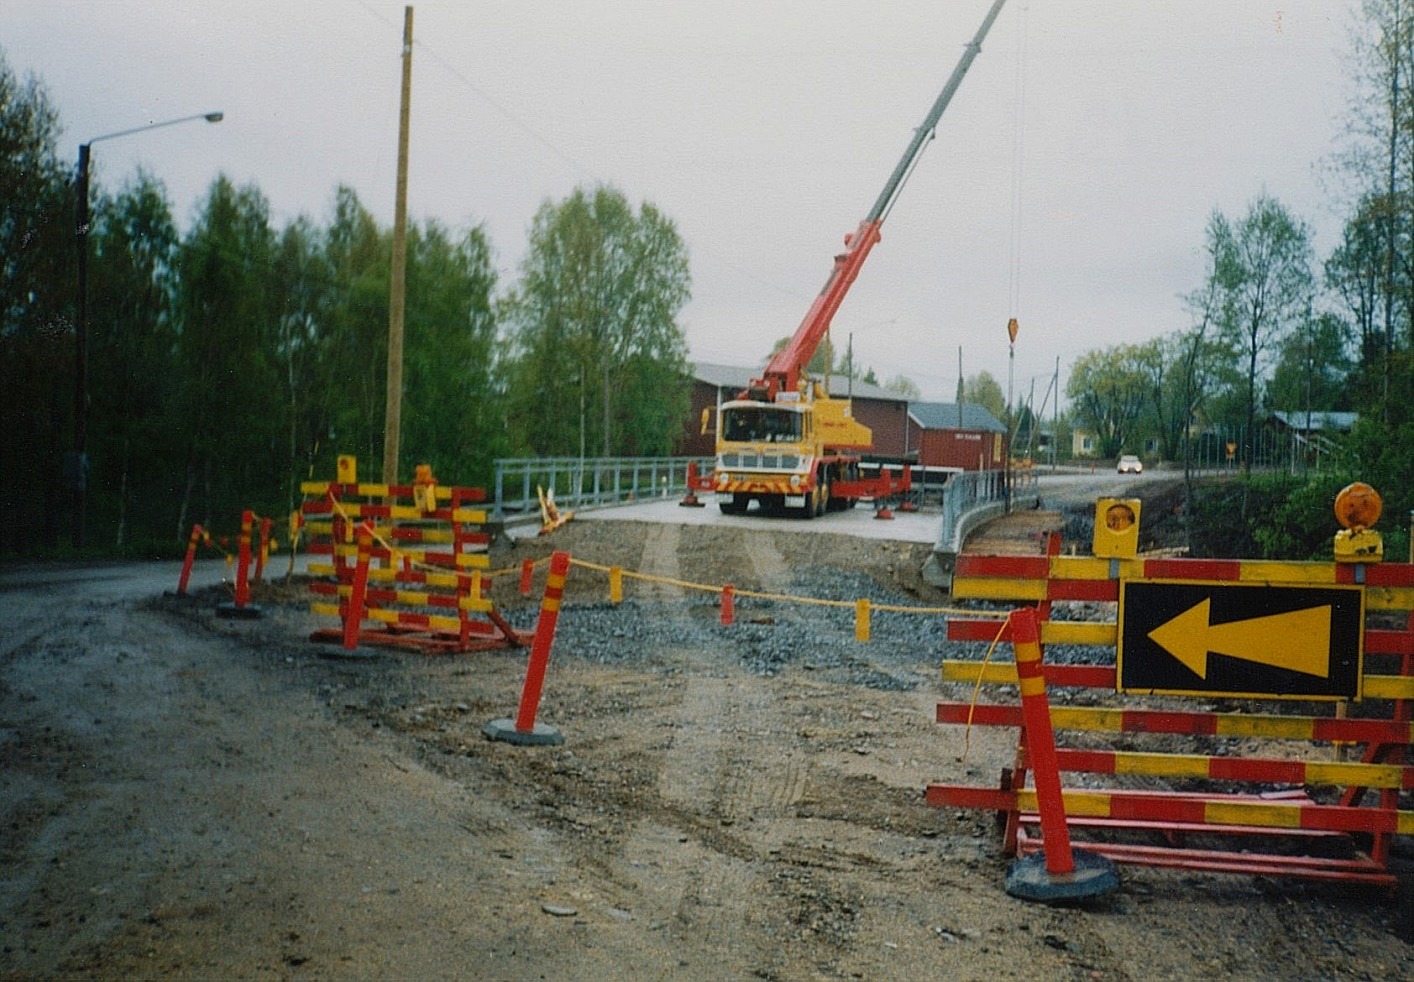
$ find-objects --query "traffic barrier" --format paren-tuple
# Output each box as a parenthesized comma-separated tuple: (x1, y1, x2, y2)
(929, 546, 1414, 892)
(175, 523, 223, 597)
(484, 551, 572, 745)
(175, 512, 279, 604)
(301, 460, 526, 654)
(216, 509, 264, 619)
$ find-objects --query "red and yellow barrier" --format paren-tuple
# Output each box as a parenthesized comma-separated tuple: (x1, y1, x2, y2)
(301, 461, 524, 654)
(932, 544, 1414, 892)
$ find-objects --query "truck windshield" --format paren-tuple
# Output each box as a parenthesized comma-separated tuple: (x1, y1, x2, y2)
(722, 406, 802, 443)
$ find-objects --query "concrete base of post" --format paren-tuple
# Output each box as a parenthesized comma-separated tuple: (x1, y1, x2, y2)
(1005, 849, 1119, 903)
(483, 718, 564, 746)
(216, 602, 263, 620)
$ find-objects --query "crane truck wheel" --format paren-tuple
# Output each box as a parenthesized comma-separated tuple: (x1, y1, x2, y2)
(719, 495, 749, 515)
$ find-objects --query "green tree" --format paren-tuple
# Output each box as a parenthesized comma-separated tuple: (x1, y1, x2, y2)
(502, 185, 690, 457)
(882, 374, 921, 400)
(175, 175, 281, 535)
(1339, 0, 1414, 416)
(87, 171, 181, 546)
(1266, 312, 1355, 413)
(401, 219, 502, 484)
(1326, 197, 1389, 406)
(0, 51, 73, 552)
(1206, 197, 1315, 470)
(1065, 345, 1149, 458)
(320, 186, 390, 470)
(962, 371, 1005, 418)
(269, 215, 333, 506)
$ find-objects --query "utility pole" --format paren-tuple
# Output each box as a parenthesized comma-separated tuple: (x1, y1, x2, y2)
(383, 5, 413, 486)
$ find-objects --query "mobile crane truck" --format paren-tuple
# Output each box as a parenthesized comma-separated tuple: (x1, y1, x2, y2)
(689, 0, 1007, 517)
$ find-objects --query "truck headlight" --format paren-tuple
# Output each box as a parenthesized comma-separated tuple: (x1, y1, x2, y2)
(790, 474, 802, 489)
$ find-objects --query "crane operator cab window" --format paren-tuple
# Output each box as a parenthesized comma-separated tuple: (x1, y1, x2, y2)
(723, 407, 802, 444)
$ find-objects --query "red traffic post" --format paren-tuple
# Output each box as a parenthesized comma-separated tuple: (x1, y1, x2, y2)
(720, 584, 735, 626)
(519, 558, 535, 596)
(175, 523, 204, 597)
(217, 509, 263, 619)
(679, 461, 706, 507)
(1002, 606, 1118, 902)
(342, 521, 374, 651)
(484, 551, 571, 746)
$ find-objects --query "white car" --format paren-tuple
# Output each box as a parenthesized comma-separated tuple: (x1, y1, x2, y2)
(1117, 454, 1143, 474)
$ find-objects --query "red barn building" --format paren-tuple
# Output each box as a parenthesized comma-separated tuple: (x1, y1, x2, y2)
(905, 401, 1007, 472)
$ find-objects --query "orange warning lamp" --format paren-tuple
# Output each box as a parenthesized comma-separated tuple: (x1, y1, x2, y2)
(1093, 497, 1141, 559)
(1333, 482, 1383, 563)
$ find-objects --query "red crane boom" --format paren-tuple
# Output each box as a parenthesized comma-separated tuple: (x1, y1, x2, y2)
(750, 0, 1008, 403)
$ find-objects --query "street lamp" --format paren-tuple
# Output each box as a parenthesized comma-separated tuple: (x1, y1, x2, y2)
(71, 111, 223, 548)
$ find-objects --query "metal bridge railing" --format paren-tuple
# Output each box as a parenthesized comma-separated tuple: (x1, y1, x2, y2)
(492, 456, 715, 521)
(936, 468, 1039, 554)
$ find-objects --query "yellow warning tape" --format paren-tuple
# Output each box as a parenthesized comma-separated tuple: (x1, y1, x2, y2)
(565, 556, 1002, 619)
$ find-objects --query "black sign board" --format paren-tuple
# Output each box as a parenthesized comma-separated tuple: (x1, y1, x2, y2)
(1118, 579, 1365, 700)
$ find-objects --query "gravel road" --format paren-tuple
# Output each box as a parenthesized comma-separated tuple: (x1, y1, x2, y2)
(3, 493, 1413, 979)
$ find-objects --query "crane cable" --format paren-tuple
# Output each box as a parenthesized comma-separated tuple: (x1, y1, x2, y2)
(1007, 3, 1030, 320)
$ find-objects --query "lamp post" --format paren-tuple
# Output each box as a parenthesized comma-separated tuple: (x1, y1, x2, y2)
(71, 111, 223, 548)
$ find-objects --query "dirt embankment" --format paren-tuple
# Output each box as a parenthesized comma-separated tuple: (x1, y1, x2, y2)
(2, 516, 1412, 980)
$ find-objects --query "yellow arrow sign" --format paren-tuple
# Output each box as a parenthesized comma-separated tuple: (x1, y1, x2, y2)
(1146, 599, 1332, 680)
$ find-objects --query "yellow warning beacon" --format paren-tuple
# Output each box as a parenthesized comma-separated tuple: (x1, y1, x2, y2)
(1093, 498, 1141, 559)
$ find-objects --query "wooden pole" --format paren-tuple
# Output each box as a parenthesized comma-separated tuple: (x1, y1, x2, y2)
(383, 6, 413, 486)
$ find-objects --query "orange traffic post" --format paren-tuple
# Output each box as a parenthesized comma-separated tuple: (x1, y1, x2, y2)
(1002, 606, 1117, 901)
(720, 584, 735, 626)
(175, 523, 204, 597)
(609, 566, 623, 605)
(519, 558, 535, 597)
(216, 510, 262, 619)
(484, 551, 571, 746)
(855, 598, 871, 642)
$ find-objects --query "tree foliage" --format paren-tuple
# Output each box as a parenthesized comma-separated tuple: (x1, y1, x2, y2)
(501, 185, 690, 458)
(0, 53, 72, 552)
(962, 371, 1005, 419)
(1206, 196, 1316, 469)
(0, 49, 693, 555)
(1065, 345, 1149, 458)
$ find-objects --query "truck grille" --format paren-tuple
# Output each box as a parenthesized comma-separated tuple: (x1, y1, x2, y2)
(721, 452, 801, 471)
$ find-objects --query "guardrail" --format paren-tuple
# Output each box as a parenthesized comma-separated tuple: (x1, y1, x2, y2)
(936, 468, 1039, 554)
(492, 456, 715, 521)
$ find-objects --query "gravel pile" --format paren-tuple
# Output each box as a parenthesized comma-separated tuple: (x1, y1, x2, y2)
(503, 563, 1119, 692)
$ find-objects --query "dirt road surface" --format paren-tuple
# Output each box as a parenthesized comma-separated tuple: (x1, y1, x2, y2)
(3, 509, 1413, 980)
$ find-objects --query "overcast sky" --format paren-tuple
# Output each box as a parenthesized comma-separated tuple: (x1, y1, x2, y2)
(7, 1, 1361, 409)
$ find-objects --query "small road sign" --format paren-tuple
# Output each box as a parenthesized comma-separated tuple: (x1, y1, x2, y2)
(1118, 579, 1365, 699)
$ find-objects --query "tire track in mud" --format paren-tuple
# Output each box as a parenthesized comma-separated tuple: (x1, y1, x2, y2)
(619, 525, 813, 974)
